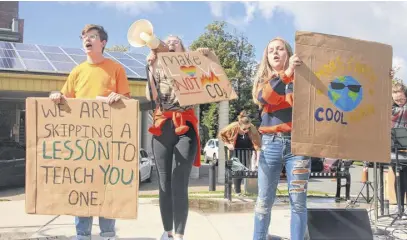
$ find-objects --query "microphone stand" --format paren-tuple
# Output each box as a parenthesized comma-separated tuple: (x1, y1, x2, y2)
(389, 128, 407, 226)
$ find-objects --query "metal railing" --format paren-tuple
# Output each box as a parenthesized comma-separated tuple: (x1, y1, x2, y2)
(221, 147, 351, 202)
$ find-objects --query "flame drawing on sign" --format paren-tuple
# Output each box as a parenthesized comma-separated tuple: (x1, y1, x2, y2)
(200, 71, 220, 86)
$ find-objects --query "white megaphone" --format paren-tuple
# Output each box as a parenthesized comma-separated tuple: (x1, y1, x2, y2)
(127, 19, 169, 52)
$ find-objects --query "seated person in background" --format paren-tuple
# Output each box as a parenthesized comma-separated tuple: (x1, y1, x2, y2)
(219, 111, 261, 195)
(391, 81, 407, 213)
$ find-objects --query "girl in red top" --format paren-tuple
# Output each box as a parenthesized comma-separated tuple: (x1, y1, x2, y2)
(146, 36, 219, 240)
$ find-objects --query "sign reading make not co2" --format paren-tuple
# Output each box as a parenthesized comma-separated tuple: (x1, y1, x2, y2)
(155, 51, 237, 106)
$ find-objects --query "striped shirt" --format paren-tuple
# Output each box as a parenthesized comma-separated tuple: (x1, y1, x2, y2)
(257, 71, 294, 134)
(154, 64, 193, 112)
(392, 104, 407, 128)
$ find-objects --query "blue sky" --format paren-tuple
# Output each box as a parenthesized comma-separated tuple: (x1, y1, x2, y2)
(20, 1, 407, 80)
(20, 1, 294, 58)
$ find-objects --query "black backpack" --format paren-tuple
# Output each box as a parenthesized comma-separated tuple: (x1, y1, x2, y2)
(311, 157, 324, 172)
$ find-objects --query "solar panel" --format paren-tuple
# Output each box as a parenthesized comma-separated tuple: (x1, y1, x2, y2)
(118, 59, 144, 68)
(61, 47, 85, 55)
(69, 55, 86, 64)
(38, 45, 64, 54)
(124, 68, 136, 78)
(44, 52, 71, 62)
(0, 42, 13, 49)
(18, 50, 45, 60)
(23, 59, 54, 72)
(127, 53, 146, 62)
(0, 49, 18, 58)
(0, 47, 24, 70)
(130, 67, 147, 78)
(107, 51, 133, 60)
(51, 61, 77, 72)
(0, 40, 148, 79)
(13, 42, 38, 51)
(0, 57, 24, 69)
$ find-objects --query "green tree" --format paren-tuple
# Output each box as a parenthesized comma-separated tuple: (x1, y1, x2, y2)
(202, 103, 219, 139)
(392, 66, 403, 84)
(189, 21, 257, 137)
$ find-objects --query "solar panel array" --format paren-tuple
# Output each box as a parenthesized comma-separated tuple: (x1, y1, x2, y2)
(0, 41, 147, 79)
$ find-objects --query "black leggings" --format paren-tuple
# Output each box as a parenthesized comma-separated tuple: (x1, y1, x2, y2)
(152, 120, 197, 235)
(392, 165, 407, 211)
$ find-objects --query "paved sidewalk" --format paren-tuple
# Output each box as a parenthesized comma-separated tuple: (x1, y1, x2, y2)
(0, 199, 291, 240)
(1, 197, 406, 240)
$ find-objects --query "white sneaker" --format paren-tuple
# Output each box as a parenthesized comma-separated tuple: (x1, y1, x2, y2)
(160, 232, 174, 240)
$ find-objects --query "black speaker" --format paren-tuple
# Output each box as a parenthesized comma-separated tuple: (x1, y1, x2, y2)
(307, 208, 373, 240)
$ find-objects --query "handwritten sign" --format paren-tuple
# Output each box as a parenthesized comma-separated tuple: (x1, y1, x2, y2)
(25, 98, 139, 219)
(155, 51, 237, 106)
(292, 31, 392, 163)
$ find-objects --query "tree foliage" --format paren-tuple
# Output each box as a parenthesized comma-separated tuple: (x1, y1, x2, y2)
(105, 45, 130, 52)
(189, 21, 258, 139)
(392, 66, 403, 84)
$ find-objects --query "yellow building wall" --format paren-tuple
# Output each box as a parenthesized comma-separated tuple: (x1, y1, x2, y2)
(0, 72, 146, 97)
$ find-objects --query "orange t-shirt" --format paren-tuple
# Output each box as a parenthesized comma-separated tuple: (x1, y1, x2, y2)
(61, 59, 131, 99)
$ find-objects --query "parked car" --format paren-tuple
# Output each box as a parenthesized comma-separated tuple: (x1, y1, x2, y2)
(139, 148, 153, 183)
(0, 142, 153, 188)
(0, 141, 26, 188)
(203, 139, 218, 163)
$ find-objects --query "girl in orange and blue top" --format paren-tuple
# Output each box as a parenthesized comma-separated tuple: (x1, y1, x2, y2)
(252, 37, 311, 240)
(146, 35, 218, 240)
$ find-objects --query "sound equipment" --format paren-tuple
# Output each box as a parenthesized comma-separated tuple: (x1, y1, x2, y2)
(127, 19, 169, 52)
(391, 151, 407, 164)
(307, 208, 373, 240)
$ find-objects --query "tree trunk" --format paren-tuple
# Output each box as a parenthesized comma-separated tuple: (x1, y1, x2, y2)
(217, 100, 229, 184)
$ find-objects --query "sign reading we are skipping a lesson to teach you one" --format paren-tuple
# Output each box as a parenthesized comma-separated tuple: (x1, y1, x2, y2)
(25, 98, 140, 219)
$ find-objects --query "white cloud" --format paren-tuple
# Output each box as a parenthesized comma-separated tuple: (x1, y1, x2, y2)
(208, 1, 256, 27)
(97, 1, 163, 16)
(208, 1, 407, 81)
(208, 2, 226, 18)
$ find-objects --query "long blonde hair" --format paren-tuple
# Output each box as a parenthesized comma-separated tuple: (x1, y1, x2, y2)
(237, 110, 251, 125)
(252, 37, 293, 107)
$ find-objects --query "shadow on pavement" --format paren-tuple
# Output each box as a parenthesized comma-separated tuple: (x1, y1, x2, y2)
(0, 187, 25, 199)
(269, 234, 289, 240)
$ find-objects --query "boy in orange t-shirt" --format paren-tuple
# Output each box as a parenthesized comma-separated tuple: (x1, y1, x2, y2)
(50, 24, 130, 240)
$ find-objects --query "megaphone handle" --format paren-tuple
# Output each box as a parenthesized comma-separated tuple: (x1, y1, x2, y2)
(151, 40, 170, 53)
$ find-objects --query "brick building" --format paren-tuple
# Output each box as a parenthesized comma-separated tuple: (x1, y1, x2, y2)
(0, 1, 24, 42)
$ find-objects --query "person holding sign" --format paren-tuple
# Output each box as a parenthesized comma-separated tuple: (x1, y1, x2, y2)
(146, 35, 217, 240)
(49, 24, 130, 240)
(251, 37, 309, 240)
(219, 110, 261, 195)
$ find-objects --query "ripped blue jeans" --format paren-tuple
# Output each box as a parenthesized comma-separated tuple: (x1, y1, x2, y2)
(253, 134, 310, 240)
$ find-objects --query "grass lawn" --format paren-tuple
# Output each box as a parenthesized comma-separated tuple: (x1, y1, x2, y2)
(353, 161, 364, 166)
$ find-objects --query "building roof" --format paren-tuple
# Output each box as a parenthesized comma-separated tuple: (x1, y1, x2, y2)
(0, 40, 147, 80)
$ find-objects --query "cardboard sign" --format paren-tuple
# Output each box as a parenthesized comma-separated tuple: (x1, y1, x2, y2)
(25, 98, 140, 219)
(155, 51, 237, 106)
(292, 31, 392, 163)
